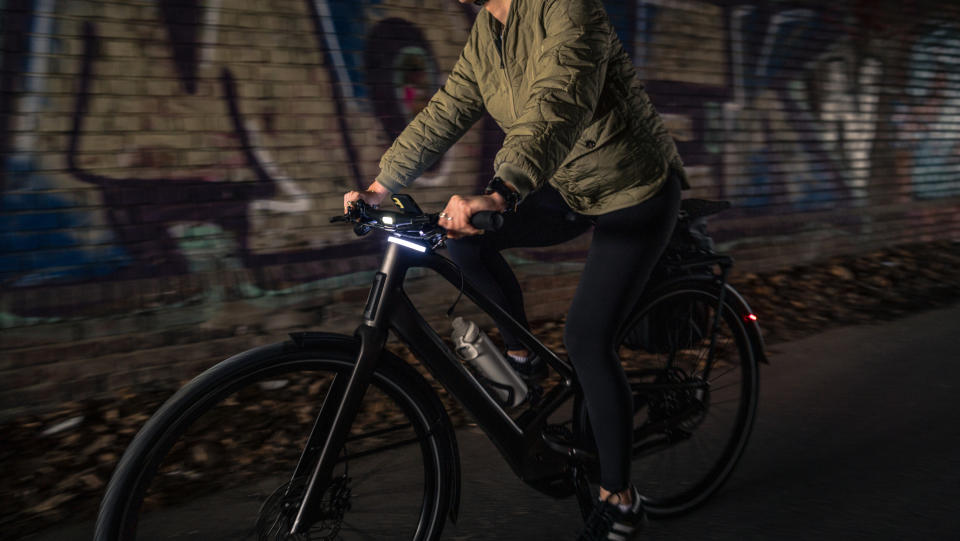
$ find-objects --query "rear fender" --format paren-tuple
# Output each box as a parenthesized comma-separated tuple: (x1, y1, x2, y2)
(719, 284, 769, 364)
(630, 277, 769, 365)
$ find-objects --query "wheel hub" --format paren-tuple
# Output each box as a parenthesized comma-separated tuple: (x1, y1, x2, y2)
(649, 368, 708, 432)
(255, 475, 352, 541)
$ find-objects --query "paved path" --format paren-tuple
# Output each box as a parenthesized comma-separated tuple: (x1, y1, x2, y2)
(27, 303, 960, 540)
(447, 303, 960, 540)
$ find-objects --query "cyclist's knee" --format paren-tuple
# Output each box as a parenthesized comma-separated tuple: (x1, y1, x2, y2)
(564, 320, 613, 366)
(563, 319, 599, 362)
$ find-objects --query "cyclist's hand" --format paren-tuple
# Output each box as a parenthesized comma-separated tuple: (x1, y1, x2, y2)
(442, 194, 506, 239)
(343, 182, 391, 213)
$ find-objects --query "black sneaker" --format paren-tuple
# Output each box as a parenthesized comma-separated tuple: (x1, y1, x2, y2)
(506, 351, 548, 382)
(577, 487, 646, 541)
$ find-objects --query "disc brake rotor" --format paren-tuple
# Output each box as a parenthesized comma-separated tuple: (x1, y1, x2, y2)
(255, 475, 352, 541)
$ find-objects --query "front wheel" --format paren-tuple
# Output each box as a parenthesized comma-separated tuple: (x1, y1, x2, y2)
(619, 280, 760, 517)
(94, 338, 455, 540)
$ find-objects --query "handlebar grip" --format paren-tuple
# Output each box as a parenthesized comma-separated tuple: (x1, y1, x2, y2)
(470, 211, 504, 232)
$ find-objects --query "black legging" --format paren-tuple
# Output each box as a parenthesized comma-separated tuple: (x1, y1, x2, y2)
(447, 170, 682, 492)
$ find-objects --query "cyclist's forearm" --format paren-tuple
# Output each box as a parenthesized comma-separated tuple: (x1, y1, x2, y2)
(373, 169, 405, 194)
(377, 85, 484, 191)
(376, 111, 475, 191)
(366, 180, 393, 196)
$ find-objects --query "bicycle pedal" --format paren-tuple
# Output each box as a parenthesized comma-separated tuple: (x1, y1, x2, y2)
(525, 382, 543, 406)
(541, 425, 596, 461)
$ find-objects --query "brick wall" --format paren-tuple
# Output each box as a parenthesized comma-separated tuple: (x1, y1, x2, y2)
(2, 0, 959, 415)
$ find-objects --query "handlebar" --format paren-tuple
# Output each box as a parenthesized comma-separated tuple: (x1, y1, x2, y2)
(330, 197, 503, 251)
(469, 211, 504, 232)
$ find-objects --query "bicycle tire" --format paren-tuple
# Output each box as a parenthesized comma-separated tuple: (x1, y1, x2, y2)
(94, 337, 456, 540)
(619, 278, 759, 517)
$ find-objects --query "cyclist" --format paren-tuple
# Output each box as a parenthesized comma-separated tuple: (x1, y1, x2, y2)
(343, 0, 687, 538)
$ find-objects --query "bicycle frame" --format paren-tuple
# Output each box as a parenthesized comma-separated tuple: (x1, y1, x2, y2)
(286, 221, 769, 534)
(289, 241, 583, 533)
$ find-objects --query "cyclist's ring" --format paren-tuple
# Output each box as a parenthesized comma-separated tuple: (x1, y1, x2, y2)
(439, 212, 453, 221)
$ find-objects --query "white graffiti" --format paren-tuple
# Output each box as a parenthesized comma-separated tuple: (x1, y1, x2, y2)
(725, 6, 882, 207)
(819, 57, 882, 201)
(11, 0, 58, 168)
(245, 120, 312, 214)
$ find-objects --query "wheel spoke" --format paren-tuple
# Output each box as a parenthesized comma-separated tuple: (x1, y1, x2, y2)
(695, 336, 732, 378)
(710, 380, 742, 393)
(623, 286, 757, 516)
(708, 363, 740, 383)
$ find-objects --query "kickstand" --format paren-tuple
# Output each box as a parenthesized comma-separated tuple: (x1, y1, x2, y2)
(571, 465, 594, 521)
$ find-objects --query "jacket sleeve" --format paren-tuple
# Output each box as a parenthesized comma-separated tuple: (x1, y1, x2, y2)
(493, 0, 611, 200)
(375, 31, 486, 193)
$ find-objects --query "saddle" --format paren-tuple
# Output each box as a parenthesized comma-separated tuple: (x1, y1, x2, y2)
(674, 198, 730, 253)
(680, 198, 731, 220)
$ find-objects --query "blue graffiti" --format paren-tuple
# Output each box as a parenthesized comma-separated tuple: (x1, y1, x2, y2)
(320, 0, 384, 100)
(1, 3, 131, 287)
(0, 159, 129, 287)
(900, 24, 960, 199)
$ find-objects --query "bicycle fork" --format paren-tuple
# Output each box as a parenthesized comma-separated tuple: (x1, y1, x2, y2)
(288, 323, 387, 533)
(288, 246, 404, 534)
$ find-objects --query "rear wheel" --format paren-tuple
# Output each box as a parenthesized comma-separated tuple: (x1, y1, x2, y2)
(94, 340, 454, 540)
(618, 280, 759, 517)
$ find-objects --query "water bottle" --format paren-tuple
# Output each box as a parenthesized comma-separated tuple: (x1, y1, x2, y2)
(450, 317, 528, 408)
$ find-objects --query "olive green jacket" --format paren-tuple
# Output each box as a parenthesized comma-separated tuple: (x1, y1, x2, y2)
(375, 0, 688, 215)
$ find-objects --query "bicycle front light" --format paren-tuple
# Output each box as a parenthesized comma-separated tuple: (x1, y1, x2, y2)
(387, 236, 427, 253)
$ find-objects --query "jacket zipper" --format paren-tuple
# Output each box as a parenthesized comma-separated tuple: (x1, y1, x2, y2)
(495, 24, 518, 118)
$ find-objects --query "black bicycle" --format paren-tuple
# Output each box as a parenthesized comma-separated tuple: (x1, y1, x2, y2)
(94, 194, 766, 540)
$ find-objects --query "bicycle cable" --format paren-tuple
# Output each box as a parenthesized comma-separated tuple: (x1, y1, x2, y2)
(446, 260, 466, 319)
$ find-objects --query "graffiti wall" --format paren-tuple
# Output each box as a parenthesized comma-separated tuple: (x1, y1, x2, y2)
(1, 0, 488, 294)
(1, 0, 959, 410)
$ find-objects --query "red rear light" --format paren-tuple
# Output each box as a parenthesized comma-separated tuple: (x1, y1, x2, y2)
(746, 314, 758, 322)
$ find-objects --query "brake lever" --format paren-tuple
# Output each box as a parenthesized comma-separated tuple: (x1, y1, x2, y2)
(330, 200, 372, 224)
(331, 201, 447, 243)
